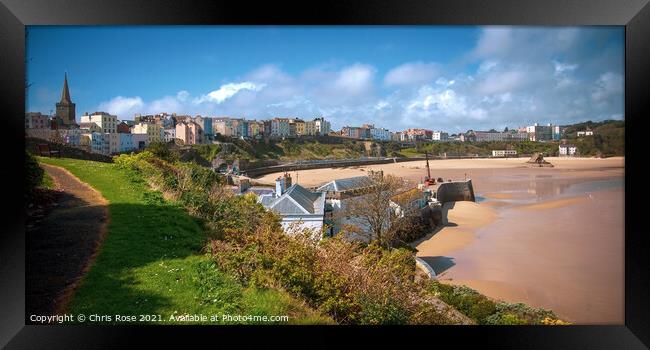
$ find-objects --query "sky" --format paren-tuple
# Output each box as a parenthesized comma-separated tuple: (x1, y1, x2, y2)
(26, 26, 624, 133)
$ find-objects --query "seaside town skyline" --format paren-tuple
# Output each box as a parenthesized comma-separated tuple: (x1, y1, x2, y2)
(26, 26, 624, 133)
(26, 72, 580, 156)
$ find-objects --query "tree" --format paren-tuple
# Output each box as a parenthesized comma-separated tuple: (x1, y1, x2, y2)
(338, 174, 413, 248)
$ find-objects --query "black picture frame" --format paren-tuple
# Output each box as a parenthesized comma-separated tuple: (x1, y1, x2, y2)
(1, 0, 648, 348)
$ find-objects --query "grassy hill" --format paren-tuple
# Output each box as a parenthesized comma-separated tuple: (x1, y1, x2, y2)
(561, 119, 625, 157)
(398, 141, 560, 158)
(395, 120, 624, 158)
(37, 156, 333, 324)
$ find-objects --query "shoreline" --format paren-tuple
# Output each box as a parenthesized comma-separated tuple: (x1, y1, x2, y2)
(256, 157, 624, 324)
(255, 156, 624, 188)
(431, 185, 623, 324)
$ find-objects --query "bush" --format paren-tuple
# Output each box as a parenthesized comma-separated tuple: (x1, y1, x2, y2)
(147, 141, 179, 162)
(25, 151, 45, 203)
(428, 281, 496, 324)
(208, 223, 449, 325)
(426, 280, 567, 325)
(485, 302, 560, 325)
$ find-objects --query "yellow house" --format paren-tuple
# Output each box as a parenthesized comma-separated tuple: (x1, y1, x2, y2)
(291, 119, 306, 136)
(133, 122, 163, 143)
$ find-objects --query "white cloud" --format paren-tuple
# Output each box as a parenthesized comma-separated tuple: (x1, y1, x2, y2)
(333, 64, 375, 95)
(176, 90, 190, 101)
(407, 86, 468, 118)
(375, 100, 390, 110)
(384, 62, 439, 86)
(97, 96, 144, 117)
(91, 27, 623, 132)
(193, 82, 266, 104)
(475, 68, 526, 95)
(472, 27, 513, 58)
(592, 72, 623, 102)
(553, 61, 579, 75)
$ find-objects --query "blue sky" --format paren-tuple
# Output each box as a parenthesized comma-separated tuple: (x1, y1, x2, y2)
(26, 26, 624, 132)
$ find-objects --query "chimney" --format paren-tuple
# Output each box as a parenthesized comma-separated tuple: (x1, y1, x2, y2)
(283, 172, 292, 188)
(275, 177, 285, 197)
(239, 179, 251, 194)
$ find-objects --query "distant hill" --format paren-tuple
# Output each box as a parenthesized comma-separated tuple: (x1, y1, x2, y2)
(562, 119, 625, 135)
(562, 119, 624, 157)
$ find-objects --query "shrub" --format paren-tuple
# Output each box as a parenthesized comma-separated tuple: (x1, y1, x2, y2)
(427, 280, 497, 324)
(208, 223, 450, 325)
(426, 280, 566, 325)
(147, 141, 179, 162)
(486, 302, 560, 325)
(25, 151, 45, 203)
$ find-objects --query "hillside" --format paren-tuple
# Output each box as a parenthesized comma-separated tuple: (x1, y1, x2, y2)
(35, 156, 334, 324)
(561, 119, 625, 157)
(159, 120, 625, 167)
(183, 138, 373, 164)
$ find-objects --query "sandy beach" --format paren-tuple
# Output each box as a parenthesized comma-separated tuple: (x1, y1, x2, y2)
(257, 156, 625, 324)
(435, 186, 624, 324)
(257, 157, 624, 188)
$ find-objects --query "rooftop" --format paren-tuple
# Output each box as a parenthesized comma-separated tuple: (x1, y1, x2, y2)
(262, 184, 326, 216)
(316, 176, 377, 193)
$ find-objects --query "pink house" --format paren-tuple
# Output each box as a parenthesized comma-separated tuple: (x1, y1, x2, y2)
(175, 121, 204, 145)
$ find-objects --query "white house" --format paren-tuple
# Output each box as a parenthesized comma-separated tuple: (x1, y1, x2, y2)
(432, 131, 449, 141)
(259, 176, 326, 239)
(559, 144, 578, 156)
(492, 149, 518, 157)
(80, 112, 118, 133)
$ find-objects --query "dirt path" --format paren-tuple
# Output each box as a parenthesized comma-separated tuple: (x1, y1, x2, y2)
(26, 164, 109, 321)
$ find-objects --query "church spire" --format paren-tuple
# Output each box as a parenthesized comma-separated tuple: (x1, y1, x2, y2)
(60, 72, 72, 104)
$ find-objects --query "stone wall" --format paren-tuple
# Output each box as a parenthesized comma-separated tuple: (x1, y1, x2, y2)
(436, 180, 475, 204)
(26, 137, 113, 163)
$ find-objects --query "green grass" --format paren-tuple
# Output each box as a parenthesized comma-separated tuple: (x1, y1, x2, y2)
(398, 148, 424, 157)
(37, 157, 334, 324)
(40, 170, 55, 189)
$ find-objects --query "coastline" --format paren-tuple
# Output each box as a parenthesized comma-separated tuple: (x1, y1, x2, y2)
(258, 156, 624, 324)
(256, 156, 624, 188)
(413, 201, 498, 273)
(429, 185, 624, 324)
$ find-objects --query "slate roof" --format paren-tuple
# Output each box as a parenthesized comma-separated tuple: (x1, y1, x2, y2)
(259, 194, 277, 207)
(316, 176, 376, 193)
(261, 184, 326, 215)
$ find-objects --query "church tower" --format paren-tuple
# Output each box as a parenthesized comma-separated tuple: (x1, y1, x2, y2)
(55, 73, 76, 126)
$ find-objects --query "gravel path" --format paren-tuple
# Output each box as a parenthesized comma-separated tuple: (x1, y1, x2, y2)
(26, 164, 109, 321)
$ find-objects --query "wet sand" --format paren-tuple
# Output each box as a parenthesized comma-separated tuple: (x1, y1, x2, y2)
(257, 157, 624, 324)
(516, 196, 586, 210)
(411, 201, 498, 259)
(435, 187, 624, 324)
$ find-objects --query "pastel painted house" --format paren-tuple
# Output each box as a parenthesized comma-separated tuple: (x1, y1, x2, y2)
(119, 133, 135, 152)
(133, 122, 164, 143)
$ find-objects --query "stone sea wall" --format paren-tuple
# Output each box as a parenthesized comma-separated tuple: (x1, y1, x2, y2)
(436, 180, 475, 204)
